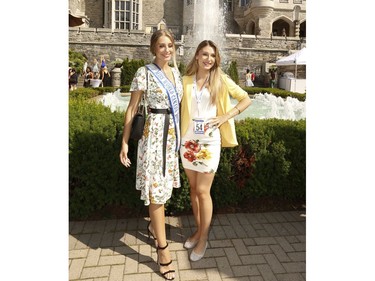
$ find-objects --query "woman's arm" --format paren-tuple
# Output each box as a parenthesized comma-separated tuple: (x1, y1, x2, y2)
(119, 90, 143, 167)
(208, 74, 252, 128)
(215, 95, 251, 127)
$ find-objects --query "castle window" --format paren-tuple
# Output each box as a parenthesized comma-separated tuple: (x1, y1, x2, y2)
(240, 0, 250, 7)
(115, 0, 139, 30)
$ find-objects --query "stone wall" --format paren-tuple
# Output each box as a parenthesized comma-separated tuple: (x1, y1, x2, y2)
(84, 0, 104, 28)
(142, 0, 165, 28)
(69, 27, 306, 85)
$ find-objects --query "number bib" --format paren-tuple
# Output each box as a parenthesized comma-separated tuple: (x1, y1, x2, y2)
(193, 118, 205, 135)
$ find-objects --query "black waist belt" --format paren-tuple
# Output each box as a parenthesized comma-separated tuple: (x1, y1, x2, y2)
(149, 108, 171, 177)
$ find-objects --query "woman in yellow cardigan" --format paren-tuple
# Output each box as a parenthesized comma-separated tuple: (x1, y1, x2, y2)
(180, 40, 251, 261)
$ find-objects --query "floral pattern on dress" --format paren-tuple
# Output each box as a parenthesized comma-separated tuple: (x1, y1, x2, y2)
(130, 66, 183, 205)
(182, 140, 215, 173)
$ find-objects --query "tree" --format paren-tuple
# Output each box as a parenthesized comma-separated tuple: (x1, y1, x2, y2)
(226, 60, 239, 84)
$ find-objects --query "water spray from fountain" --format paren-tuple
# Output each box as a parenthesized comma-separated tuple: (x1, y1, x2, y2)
(100, 91, 306, 121)
(192, 0, 227, 47)
(186, 0, 228, 63)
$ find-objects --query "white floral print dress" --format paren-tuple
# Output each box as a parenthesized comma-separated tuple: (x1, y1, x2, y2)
(130, 66, 183, 206)
(180, 81, 221, 174)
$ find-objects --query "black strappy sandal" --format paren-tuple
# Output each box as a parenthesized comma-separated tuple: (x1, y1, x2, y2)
(157, 243, 175, 280)
(147, 221, 158, 247)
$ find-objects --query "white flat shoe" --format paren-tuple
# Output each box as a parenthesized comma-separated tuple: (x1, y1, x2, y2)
(183, 238, 198, 249)
(189, 242, 208, 262)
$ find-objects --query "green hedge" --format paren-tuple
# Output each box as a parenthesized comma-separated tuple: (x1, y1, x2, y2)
(120, 58, 146, 85)
(69, 89, 306, 220)
(244, 87, 306, 101)
(69, 99, 144, 219)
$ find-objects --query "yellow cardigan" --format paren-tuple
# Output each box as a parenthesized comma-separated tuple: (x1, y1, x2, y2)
(181, 73, 248, 147)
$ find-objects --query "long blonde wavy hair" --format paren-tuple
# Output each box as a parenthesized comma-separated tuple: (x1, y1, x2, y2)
(185, 40, 223, 105)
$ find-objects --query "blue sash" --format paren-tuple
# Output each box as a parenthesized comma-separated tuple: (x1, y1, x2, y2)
(145, 63, 181, 151)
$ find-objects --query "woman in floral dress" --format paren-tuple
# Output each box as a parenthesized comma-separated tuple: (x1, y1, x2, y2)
(119, 30, 182, 280)
(180, 40, 251, 261)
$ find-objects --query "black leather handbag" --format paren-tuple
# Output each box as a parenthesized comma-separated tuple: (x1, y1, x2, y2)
(130, 67, 148, 141)
(130, 97, 146, 141)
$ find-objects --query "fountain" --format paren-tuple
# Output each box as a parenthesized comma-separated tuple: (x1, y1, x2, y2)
(98, 2, 305, 121)
(183, 0, 228, 63)
(100, 89, 127, 112)
(233, 93, 305, 121)
(191, 0, 227, 48)
(99, 91, 305, 121)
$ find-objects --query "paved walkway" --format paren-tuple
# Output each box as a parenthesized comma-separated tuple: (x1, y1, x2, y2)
(69, 211, 306, 281)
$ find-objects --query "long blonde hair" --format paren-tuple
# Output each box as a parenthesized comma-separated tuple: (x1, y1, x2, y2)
(185, 40, 223, 105)
(149, 29, 177, 68)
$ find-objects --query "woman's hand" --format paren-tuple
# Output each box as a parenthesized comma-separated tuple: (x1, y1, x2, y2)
(119, 143, 131, 167)
(207, 114, 229, 129)
(119, 90, 144, 168)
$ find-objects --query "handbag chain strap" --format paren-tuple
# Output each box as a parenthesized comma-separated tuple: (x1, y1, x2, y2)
(137, 67, 148, 114)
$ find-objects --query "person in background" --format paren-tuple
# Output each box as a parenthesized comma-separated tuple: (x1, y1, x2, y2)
(92, 58, 99, 73)
(119, 29, 183, 280)
(82, 61, 88, 77)
(100, 66, 111, 87)
(83, 66, 94, 87)
(180, 40, 251, 261)
(270, 69, 276, 88)
(100, 55, 106, 69)
(245, 69, 254, 87)
(69, 68, 78, 91)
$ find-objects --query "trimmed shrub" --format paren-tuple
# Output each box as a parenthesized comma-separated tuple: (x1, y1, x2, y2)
(69, 88, 306, 219)
(121, 58, 146, 85)
(226, 60, 240, 84)
(69, 49, 87, 75)
(244, 87, 306, 101)
(69, 99, 143, 219)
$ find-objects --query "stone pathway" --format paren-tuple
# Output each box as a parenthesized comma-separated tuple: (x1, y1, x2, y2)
(69, 211, 306, 281)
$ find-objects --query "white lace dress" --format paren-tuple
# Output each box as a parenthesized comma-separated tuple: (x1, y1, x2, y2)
(130, 66, 183, 205)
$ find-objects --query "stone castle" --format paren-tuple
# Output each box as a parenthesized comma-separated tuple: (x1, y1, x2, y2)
(69, 0, 306, 82)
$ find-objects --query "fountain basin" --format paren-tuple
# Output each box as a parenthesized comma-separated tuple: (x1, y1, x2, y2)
(90, 79, 102, 88)
(99, 91, 305, 121)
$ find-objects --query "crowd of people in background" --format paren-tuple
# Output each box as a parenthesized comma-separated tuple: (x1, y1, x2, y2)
(70, 55, 281, 91)
(69, 55, 112, 90)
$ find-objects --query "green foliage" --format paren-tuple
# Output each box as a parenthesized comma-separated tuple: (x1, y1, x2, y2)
(120, 58, 146, 85)
(69, 88, 306, 220)
(211, 147, 238, 207)
(233, 118, 306, 199)
(178, 61, 187, 76)
(69, 86, 131, 101)
(69, 49, 87, 75)
(245, 87, 306, 101)
(225, 61, 240, 84)
(69, 98, 143, 219)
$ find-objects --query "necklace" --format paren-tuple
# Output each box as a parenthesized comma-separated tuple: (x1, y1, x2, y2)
(193, 74, 210, 116)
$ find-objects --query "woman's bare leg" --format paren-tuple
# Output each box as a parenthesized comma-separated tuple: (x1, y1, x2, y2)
(184, 168, 215, 253)
(149, 203, 174, 280)
(193, 172, 215, 253)
(184, 169, 200, 242)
